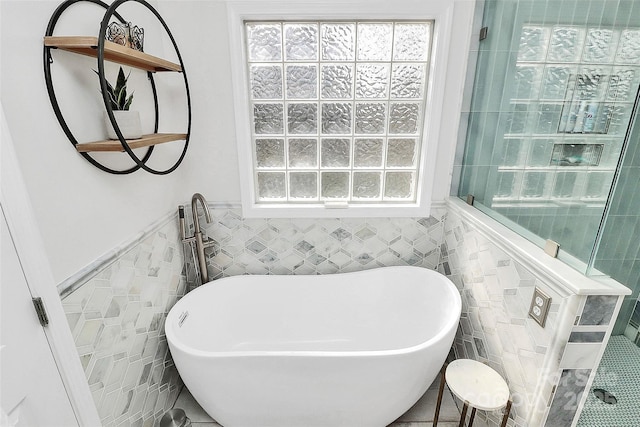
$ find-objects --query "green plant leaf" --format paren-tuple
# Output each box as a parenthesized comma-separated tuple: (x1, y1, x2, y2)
(123, 93, 134, 111)
(95, 67, 134, 110)
(107, 92, 119, 110)
(114, 68, 128, 95)
(116, 85, 128, 110)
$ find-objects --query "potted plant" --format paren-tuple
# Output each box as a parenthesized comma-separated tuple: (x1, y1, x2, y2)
(97, 66, 142, 139)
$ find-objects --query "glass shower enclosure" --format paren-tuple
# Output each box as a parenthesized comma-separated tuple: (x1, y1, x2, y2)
(457, 0, 640, 339)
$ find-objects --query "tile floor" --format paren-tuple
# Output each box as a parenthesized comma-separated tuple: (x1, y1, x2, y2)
(171, 373, 489, 427)
(576, 335, 640, 427)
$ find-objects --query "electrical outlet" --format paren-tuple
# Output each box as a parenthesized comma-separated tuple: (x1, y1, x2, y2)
(529, 287, 551, 327)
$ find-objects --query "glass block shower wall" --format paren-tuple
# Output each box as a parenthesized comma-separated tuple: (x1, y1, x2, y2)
(458, 0, 640, 268)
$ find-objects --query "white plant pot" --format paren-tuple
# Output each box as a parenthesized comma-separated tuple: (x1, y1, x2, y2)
(104, 110, 143, 140)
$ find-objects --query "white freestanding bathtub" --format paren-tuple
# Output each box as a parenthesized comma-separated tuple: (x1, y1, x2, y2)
(166, 266, 461, 427)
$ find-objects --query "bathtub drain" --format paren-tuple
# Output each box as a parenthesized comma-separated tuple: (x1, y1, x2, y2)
(160, 408, 191, 427)
(593, 388, 617, 405)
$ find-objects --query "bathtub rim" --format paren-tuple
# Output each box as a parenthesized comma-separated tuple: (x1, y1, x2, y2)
(166, 266, 461, 359)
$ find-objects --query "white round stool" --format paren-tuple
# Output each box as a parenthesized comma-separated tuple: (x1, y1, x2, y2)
(433, 359, 512, 427)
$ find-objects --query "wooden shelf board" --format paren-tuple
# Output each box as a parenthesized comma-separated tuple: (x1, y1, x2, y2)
(75, 133, 187, 152)
(44, 36, 182, 72)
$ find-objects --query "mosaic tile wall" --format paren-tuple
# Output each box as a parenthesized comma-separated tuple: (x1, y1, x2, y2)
(442, 201, 629, 427)
(182, 204, 447, 287)
(441, 203, 573, 427)
(57, 197, 624, 427)
(61, 215, 186, 427)
(58, 200, 447, 426)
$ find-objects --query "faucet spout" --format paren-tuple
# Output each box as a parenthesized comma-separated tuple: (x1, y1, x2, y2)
(190, 193, 212, 285)
(191, 192, 212, 234)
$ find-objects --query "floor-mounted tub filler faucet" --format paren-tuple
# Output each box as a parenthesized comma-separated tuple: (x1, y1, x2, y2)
(179, 193, 214, 285)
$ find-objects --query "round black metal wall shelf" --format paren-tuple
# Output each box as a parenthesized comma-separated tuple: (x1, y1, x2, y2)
(43, 0, 191, 175)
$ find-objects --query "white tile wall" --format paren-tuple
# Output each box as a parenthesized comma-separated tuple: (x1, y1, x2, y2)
(61, 215, 186, 427)
(58, 198, 626, 427)
(61, 204, 449, 426)
(183, 204, 448, 288)
(442, 200, 627, 427)
(442, 204, 573, 427)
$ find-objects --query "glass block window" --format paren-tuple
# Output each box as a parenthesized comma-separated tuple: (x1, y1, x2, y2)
(245, 21, 433, 203)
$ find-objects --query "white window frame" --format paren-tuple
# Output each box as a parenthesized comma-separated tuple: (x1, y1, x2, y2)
(228, 0, 473, 218)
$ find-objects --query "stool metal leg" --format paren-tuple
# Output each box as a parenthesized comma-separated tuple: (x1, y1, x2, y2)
(433, 363, 448, 427)
(500, 399, 512, 427)
(468, 407, 476, 427)
(458, 401, 469, 427)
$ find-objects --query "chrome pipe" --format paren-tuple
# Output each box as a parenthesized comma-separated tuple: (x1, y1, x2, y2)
(191, 192, 211, 234)
(178, 205, 186, 240)
(190, 193, 212, 284)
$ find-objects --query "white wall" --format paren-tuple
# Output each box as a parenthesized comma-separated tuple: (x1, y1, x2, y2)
(0, 0, 240, 283)
(0, 0, 467, 283)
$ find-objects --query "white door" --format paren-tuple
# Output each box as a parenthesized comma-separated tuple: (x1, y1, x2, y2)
(0, 209, 78, 426)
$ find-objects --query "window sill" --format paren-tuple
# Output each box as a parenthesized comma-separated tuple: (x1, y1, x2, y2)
(241, 201, 433, 218)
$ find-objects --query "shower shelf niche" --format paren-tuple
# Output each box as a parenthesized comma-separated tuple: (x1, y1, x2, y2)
(43, 0, 191, 175)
